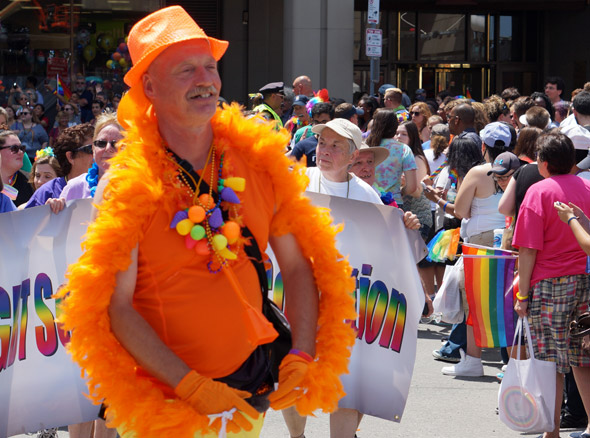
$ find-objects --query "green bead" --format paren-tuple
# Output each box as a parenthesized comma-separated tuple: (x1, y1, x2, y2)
(190, 224, 206, 240)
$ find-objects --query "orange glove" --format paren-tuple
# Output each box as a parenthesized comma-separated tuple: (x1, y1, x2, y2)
(268, 353, 311, 410)
(175, 370, 260, 429)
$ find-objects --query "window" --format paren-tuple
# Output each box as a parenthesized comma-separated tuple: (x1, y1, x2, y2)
(418, 14, 465, 61)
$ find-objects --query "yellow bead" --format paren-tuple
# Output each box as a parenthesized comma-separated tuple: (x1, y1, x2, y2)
(224, 177, 245, 192)
(212, 234, 228, 250)
(218, 247, 237, 260)
(176, 219, 193, 236)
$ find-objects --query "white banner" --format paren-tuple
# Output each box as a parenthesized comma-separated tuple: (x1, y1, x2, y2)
(0, 199, 100, 438)
(0, 193, 425, 435)
(268, 192, 426, 422)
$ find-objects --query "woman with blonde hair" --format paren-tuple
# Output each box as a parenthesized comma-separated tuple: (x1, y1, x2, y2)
(409, 101, 432, 143)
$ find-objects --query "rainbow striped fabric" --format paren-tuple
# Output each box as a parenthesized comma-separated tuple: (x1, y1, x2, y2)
(463, 243, 518, 348)
(55, 74, 71, 101)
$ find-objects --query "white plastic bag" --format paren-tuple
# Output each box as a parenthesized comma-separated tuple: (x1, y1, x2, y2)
(498, 317, 556, 432)
(432, 256, 463, 323)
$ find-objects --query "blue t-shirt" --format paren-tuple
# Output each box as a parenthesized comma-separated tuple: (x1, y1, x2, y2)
(25, 176, 67, 208)
(0, 193, 17, 213)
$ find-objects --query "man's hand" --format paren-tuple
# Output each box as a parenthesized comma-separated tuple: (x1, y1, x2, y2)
(403, 211, 420, 230)
(175, 370, 259, 422)
(514, 299, 528, 318)
(268, 354, 311, 410)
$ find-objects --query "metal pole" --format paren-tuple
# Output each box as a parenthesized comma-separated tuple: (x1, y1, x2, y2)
(367, 0, 380, 96)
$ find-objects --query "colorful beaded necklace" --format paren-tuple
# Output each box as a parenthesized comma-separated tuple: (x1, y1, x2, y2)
(167, 146, 246, 273)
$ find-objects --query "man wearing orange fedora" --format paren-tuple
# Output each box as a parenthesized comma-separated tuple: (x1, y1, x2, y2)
(58, 6, 356, 438)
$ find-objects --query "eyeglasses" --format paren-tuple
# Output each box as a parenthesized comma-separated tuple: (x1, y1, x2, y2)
(493, 172, 514, 182)
(0, 144, 26, 154)
(93, 139, 118, 149)
(75, 144, 93, 154)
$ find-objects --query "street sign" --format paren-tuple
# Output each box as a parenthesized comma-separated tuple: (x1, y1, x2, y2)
(368, 0, 380, 24)
(366, 28, 382, 57)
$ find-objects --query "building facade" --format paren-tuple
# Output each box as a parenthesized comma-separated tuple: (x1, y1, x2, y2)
(1, 0, 589, 110)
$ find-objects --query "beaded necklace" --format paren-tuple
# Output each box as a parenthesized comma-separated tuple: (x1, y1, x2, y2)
(167, 146, 245, 273)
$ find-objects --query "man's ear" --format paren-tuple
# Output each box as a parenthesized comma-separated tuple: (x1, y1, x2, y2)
(143, 73, 154, 99)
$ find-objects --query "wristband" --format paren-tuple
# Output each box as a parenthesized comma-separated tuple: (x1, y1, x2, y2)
(442, 202, 449, 212)
(568, 216, 580, 225)
(516, 292, 529, 301)
(289, 348, 313, 363)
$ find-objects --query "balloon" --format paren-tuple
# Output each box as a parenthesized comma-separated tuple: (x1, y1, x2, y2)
(101, 34, 115, 51)
(112, 52, 122, 62)
(83, 45, 96, 62)
(96, 33, 104, 50)
(106, 60, 114, 69)
(118, 42, 128, 53)
(118, 58, 127, 68)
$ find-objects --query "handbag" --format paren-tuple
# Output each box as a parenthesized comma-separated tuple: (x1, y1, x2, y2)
(432, 256, 464, 323)
(570, 312, 590, 339)
(498, 317, 556, 432)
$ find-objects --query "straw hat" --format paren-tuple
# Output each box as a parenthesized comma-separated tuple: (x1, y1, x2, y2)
(124, 6, 229, 87)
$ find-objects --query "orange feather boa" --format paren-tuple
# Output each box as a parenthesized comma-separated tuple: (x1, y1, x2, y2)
(57, 90, 356, 437)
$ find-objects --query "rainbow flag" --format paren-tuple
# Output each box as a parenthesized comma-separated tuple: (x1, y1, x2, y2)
(1, 185, 18, 201)
(463, 243, 518, 348)
(55, 74, 71, 101)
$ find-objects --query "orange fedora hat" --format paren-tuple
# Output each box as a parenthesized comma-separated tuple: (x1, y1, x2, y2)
(124, 5, 229, 88)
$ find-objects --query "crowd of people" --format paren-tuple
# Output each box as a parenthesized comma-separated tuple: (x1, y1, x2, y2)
(1, 7, 590, 438)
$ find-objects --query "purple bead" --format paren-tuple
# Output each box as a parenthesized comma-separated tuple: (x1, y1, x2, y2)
(208, 208, 224, 229)
(170, 210, 188, 229)
(221, 187, 240, 204)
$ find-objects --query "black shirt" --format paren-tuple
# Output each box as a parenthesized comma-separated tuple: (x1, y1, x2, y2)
(291, 135, 318, 167)
(12, 170, 34, 207)
(513, 163, 544, 223)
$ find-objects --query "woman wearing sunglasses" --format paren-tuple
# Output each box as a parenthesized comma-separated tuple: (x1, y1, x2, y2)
(25, 123, 95, 209)
(409, 102, 432, 144)
(48, 112, 123, 213)
(10, 107, 49, 161)
(0, 129, 34, 206)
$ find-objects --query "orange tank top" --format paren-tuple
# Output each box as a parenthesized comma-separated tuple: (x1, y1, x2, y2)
(133, 148, 277, 393)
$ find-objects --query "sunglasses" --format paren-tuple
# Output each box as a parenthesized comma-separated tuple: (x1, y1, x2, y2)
(20, 111, 30, 115)
(0, 144, 26, 154)
(411, 111, 421, 116)
(75, 144, 93, 154)
(64, 107, 73, 111)
(93, 139, 118, 149)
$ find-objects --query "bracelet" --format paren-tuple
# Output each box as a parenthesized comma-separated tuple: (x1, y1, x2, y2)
(568, 216, 580, 225)
(289, 348, 314, 362)
(515, 292, 529, 301)
(442, 202, 449, 212)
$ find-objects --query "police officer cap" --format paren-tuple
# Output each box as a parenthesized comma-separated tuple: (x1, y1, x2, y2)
(259, 82, 284, 94)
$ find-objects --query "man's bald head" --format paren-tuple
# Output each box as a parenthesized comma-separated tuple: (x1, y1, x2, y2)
(293, 75, 313, 96)
(454, 104, 475, 126)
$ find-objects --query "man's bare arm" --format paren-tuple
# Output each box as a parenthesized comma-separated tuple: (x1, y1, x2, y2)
(269, 232, 318, 356)
(108, 245, 191, 388)
(94, 175, 190, 388)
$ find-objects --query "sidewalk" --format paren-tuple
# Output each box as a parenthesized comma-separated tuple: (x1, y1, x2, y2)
(10, 321, 581, 438)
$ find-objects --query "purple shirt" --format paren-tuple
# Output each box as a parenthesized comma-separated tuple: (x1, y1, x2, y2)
(0, 193, 17, 213)
(25, 176, 68, 208)
(61, 173, 92, 201)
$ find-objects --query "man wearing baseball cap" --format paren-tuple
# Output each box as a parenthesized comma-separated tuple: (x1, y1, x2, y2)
(57, 6, 355, 438)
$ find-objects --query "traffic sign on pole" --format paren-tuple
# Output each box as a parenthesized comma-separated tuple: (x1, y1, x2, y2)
(368, 0, 380, 24)
(366, 28, 382, 58)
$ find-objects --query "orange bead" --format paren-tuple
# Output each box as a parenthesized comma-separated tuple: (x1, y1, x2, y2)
(195, 240, 210, 255)
(198, 194, 215, 210)
(222, 221, 241, 244)
(188, 205, 206, 223)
